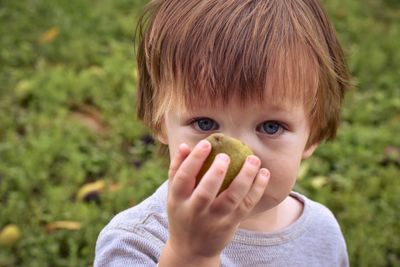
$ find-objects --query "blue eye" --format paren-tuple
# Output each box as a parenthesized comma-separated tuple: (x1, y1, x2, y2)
(193, 118, 218, 131)
(259, 121, 282, 135)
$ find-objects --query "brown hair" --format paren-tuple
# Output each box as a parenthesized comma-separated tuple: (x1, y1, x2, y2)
(136, 0, 351, 154)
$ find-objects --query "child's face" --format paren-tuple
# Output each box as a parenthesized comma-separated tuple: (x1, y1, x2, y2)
(159, 97, 318, 214)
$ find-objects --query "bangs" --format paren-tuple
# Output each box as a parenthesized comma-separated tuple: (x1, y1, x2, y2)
(145, 0, 321, 123)
(164, 40, 319, 115)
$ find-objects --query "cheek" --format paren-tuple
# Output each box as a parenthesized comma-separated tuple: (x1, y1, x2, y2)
(268, 161, 300, 185)
(167, 134, 203, 160)
(166, 136, 184, 160)
(261, 154, 302, 203)
(168, 145, 179, 162)
(260, 149, 302, 176)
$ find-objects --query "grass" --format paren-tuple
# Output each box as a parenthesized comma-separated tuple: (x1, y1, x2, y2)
(0, 0, 399, 266)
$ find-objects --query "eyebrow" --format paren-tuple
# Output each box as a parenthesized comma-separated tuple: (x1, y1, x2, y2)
(261, 104, 300, 113)
(181, 100, 303, 117)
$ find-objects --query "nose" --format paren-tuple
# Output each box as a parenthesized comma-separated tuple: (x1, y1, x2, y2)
(221, 131, 257, 156)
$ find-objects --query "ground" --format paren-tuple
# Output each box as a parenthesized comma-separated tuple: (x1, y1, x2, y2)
(0, 0, 399, 266)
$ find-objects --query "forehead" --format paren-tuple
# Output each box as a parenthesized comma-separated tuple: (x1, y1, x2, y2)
(168, 78, 314, 112)
(174, 90, 305, 117)
(161, 45, 318, 112)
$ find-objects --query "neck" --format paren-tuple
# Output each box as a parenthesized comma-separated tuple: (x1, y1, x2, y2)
(239, 195, 303, 232)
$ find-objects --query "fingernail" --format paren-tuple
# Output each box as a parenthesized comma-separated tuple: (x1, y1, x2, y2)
(217, 153, 230, 162)
(179, 143, 188, 151)
(199, 140, 210, 149)
(260, 168, 269, 177)
(247, 155, 260, 166)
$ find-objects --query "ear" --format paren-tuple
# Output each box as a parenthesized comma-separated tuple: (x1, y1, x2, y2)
(155, 130, 168, 145)
(302, 143, 319, 159)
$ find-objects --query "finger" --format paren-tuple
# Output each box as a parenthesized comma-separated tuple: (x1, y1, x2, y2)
(234, 168, 270, 219)
(191, 153, 230, 211)
(169, 140, 212, 201)
(168, 143, 191, 183)
(211, 155, 261, 215)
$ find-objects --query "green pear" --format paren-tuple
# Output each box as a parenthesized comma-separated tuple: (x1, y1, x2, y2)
(196, 133, 253, 193)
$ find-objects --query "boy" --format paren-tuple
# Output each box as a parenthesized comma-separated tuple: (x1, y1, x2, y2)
(95, 0, 351, 266)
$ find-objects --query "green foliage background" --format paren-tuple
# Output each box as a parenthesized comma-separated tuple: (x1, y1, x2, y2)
(0, 0, 399, 266)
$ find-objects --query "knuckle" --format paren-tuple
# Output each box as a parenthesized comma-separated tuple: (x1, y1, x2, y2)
(213, 165, 226, 177)
(220, 219, 235, 230)
(224, 192, 241, 207)
(193, 149, 206, 160)
(168, 166, 177, 178)
(194, 190, 213, 206)
(176, 168, 191, 180)
(244, 167, 256, 178)
(167, 193, 181, 211)
(241, 162, 257, 176)
(168, 199, 179, 212)
(242, 195, 256, 211)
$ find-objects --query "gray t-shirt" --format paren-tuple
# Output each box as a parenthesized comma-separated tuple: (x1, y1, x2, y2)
(94, 182, 349, 266)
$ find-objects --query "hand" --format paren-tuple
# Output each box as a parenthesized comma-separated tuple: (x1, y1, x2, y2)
(160, 139, 270, 266)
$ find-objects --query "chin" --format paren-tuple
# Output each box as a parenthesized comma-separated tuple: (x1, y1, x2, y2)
(260, 190, 291, 210)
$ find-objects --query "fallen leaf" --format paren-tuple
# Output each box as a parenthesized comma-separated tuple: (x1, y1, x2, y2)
(15, 80, 34, 99)
(69, 104, 107, 134)
(310, 176, 328, 189)
(38, 27, 60, 44)
(0, 224, 21, 247)
(76, 180, 105, 201)
(382, 146, 400, 166)
(46, 221, 81, 233)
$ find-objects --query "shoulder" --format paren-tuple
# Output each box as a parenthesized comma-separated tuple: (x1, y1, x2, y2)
(94, 182, 169, 266)
(292, 192, 349, 265)
(102, 181, 168, 232)
(294, 192, 343, 236)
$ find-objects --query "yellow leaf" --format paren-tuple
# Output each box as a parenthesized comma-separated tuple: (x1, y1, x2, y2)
(310, 176, 328, 189)
(46, 221, 81, 233)
(76, 180, 106, 201)
(0, 224, 21, 247)
(15, 80, 34, 98)
(38, 27, 60, 44)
